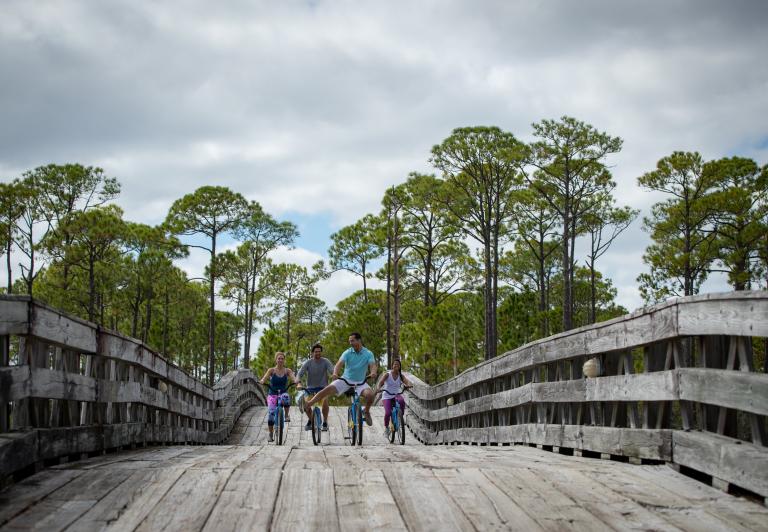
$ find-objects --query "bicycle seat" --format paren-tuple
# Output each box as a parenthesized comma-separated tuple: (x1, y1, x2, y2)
(344, 389, 356, 397)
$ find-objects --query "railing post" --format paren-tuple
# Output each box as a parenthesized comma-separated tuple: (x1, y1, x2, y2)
(0, 335, 8, 433)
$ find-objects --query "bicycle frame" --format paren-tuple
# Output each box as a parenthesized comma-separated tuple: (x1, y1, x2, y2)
(301, 388, 324, 446)
(338, 376, 370, 446)
(381, 384, 409, 445)
(259, 381, 296, 445)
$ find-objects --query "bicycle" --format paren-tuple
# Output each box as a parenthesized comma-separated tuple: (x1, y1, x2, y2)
(258, 382, 296, 445)
(338, 376, 371, 446)
(298, 386, 324, 446)
(380, 384, 411, 445)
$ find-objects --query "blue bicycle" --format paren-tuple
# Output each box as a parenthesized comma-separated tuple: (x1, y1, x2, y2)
(259, 382, 296, 445)
(339, 376, 370, 446)
(299, 387, 324, 446)
(381, 384, 411, 445)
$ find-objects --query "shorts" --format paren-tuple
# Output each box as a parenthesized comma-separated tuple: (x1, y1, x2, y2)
(331, 379, 370, 397)
(267, 393, 290, 426)
(267, 393, 291, 412)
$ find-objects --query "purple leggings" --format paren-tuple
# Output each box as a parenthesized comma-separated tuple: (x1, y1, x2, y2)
(383, 395, 405, 427)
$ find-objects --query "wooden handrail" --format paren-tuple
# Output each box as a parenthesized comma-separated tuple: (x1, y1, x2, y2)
(0, 295, 265, 480)
(404, 291, 768, 498)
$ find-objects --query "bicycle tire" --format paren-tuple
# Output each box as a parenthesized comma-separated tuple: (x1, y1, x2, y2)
(389, 405, 396, 443)
(276, 407, 284, 445)
(397, 409, 405, 445)
(312, 407, 322, 445)
(348, 406, 357, 446)
(357, 406, 364, 445)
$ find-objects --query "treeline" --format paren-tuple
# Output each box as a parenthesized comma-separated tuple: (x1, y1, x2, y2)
(2, 117, 765, 385)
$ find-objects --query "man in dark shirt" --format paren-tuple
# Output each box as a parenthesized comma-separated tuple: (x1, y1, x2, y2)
(297, 343, 334, 431)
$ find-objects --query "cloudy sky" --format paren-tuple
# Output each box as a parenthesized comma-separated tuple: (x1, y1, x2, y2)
(1, 0, 767, 314)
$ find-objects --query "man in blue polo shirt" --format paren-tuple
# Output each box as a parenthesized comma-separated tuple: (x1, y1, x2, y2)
(305, 332, 378, 426)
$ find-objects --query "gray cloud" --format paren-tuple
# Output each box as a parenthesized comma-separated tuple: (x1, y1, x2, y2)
(1, 0, 766, 310)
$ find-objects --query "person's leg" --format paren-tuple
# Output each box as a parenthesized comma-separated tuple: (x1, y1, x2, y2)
(267, 395, 277, 439)
(304, 395, 312, 421)
(383, 398, 393, 428)
(321, 396, 330, 423)
(305, 382, 339, 408)
(396, 394, 406, 413)
(361, 386, 374, 425)
(281, 393, 291, 421)
(362, 387, 374, 412)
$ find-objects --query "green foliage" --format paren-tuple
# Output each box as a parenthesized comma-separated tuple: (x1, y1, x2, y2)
(322, 289, 387, 364)
(705, 157, 767, 290)
(637, 151, 719, 302)
(328, 214, 384, 302)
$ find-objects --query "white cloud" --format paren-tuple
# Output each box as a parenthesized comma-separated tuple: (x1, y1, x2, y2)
(2, 0, 767, 316)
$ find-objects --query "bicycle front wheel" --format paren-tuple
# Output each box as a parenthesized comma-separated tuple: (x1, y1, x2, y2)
(397, 409, 405, 445)
(357, 407, 364, 446)
(348, 406, 357, 446)
(276, 408, 284, 445)
(389, 408, 396, 443)
(312, 407, 321, 445)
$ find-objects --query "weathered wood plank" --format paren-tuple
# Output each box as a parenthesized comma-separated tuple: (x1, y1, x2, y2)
(0, 469, 83, 526)
(434, 467, 544, 530)
(0, 298, 28, 336)
(678, 368, 768, 417)
(271, 468, 340, 531)
(673, 429, 768, 498)
(134, 467, 234, 531)
(383, 465, 475, 530)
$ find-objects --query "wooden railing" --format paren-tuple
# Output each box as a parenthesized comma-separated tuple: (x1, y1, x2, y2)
(405, 291, 768, 498)
(0, 295, 264, 481)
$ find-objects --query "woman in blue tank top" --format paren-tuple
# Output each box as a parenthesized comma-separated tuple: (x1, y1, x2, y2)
(259, 352, 299, 442)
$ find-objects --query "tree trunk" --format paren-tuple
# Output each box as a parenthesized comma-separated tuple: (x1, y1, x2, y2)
(385, 215, 392, 368)
(88, 254, 96, 322)
(562, 207, 572, 331)
(393, 214, 401, 362)
(162, 285, 169, 357)
(208, 234, 217, 386)
(589, 260, 597, 324)
(484, 233, 493, 360)
(5, 234, 12, 293)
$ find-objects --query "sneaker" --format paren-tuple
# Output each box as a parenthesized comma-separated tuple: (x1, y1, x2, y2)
(268, 433, 274, 442)
(285, 415, 291, 422)
(364, 409, 372, 426)
(383, 427, 390, 438)
(322, 422, 328, 432)
(304, 422, 312, 431)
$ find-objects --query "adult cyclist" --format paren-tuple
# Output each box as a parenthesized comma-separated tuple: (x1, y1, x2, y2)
(297, 343, 334, 432)
(305, 332, 377, 426)
(259, 351, 300, 442)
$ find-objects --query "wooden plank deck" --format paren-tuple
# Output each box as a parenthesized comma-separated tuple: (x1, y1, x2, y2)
(1, 406, 767, 531)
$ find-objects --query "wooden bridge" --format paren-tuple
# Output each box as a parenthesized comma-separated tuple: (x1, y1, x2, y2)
(1, 292, 767, 530)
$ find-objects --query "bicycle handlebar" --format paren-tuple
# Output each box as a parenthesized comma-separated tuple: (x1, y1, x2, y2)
(336, 375, 373, 387)
(257, 381, 298, 395)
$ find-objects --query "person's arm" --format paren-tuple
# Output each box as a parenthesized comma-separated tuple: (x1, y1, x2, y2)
(332, 353, 345, 379)
(287, 368, 300, 385)
(376, 372, 388, 391)
(367, 353, 378, 381)
(401, 373, 413, 388)
(297, 359, 308, 380)
(259, 368, 273, 384)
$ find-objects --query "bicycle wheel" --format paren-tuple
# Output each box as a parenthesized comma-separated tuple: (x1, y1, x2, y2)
(357, 406, 364, 445)
(397, 409, 405, 445)
(389, 406, 396, 443)
(312, 407, 322, 445)
(348, 406, 357, 446)
(276, 407, 284, 445)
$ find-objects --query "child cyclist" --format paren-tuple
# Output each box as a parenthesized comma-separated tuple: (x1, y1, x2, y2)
(376, 358, 412, 438)
(259, 351, 300, 442)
